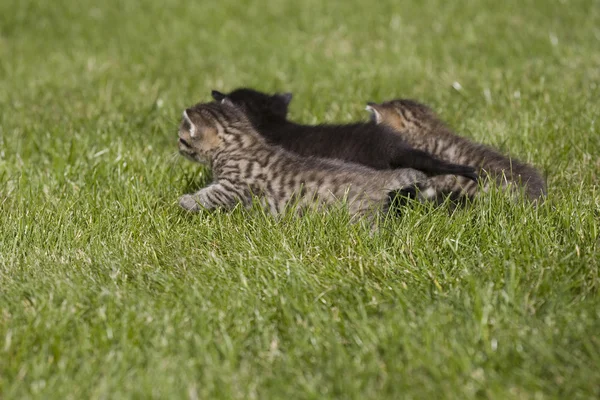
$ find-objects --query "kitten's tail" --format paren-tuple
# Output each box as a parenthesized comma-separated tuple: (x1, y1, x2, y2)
(392, 149, 480, 182)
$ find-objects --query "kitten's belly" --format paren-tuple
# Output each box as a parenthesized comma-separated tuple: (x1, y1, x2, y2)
(293, 174, 395, 215)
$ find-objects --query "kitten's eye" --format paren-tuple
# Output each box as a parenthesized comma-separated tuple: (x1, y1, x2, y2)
(182, 120, 191, 131)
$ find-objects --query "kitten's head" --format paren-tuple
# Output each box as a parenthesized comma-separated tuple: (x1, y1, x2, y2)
(366, 99, 437, 132)
(211, 88, 293, 127)
(178, 100, 249, 164)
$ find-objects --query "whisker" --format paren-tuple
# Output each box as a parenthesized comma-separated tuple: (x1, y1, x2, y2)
(167, 151, 182, 164)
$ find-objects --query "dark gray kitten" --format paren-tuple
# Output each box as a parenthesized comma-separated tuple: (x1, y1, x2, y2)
(178, 100, 429, 220)
(367, 99, 547, 203)
(210, 88, 478, 182)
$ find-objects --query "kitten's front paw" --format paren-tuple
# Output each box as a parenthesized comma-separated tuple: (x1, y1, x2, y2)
(179, 194, 201, 212)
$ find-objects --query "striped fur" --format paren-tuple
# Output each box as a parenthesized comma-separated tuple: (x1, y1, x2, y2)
(210, 88, 479, 181)
(178, 101, 428, 219)
(367, 99, 547, 203)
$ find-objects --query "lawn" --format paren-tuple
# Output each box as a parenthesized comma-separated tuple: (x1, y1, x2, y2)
(1, 0, 599, 398)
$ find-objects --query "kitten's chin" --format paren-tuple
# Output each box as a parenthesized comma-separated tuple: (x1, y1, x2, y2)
(179, 148, 198, 162)
(193, 156, 209, 165)
(179, 148, 209, 165)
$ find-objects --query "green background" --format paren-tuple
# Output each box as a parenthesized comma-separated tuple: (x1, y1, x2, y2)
(1, 0, 599, 398)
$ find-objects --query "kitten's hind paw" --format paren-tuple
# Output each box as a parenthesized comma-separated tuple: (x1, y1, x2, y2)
(179, 194, 201, 212)
(386, 185, 420, 213)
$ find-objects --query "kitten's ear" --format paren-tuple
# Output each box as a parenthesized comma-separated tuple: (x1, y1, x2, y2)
(276, 92, 293, 105)
(183, 109, 197, 137)
(211, 90, 226, 101)
(220, 97, 235, 107)
(365, 102, 383, 123)
(183, 108, 193, 124)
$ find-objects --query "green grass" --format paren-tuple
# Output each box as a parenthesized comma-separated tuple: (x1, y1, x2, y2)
(1, 0, 599, 398)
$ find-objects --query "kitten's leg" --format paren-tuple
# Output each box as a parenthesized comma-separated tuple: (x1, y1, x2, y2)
(347, 201, 383, 235)
(179, 182, 247, 212)
(427, 175, 477, 209)
(388, 181, 436, 208)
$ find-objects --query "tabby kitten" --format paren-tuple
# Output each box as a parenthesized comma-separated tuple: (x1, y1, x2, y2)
(366, 99, 547, 202)
(177, 100, 429, 219)
(211, 88, 478, 181)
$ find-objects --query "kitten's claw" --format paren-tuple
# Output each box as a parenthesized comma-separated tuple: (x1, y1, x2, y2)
(179, 194, 201, 212)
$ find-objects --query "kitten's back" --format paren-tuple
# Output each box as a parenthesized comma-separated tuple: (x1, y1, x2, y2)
(264, 121, 407, 169)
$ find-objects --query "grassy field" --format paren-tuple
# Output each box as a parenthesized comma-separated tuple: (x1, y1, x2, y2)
(1, 0, 599, 398)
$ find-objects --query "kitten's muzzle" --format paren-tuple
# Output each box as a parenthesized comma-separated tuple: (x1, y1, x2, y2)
(178, 138, 195, 159)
